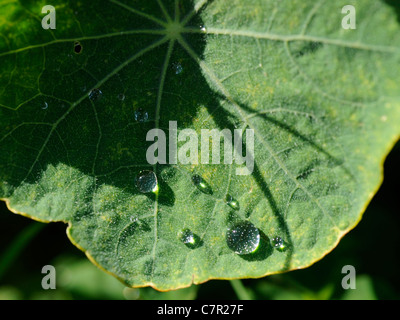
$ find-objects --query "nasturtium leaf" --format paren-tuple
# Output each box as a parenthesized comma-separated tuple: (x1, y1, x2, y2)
(1, 0, 400, 290)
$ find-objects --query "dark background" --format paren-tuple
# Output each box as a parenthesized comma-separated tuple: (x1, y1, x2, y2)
(0, 140, 399, 300)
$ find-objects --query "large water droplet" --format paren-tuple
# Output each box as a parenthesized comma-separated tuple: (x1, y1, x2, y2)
(88, 88, 102, 101)
(225, 194, 240, 211)
(134, 108, 149, 122)
(135, 170, 158, 193)
(192, 174, 213, 195)
(226, 221, 260, 255)
(271, 236, 287, 252)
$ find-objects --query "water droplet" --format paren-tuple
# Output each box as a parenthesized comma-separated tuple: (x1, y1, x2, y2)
(42, 102, 48, 110)
(200, 25, 207, 32)
(226, 221, 260, 255)
(130, 216, 138, 223)
(134, 108, 149, 122)
(179, 229, 197, 248)
(173, 62, 183, 75)
(118, 93, 125, 101)
(225, 194, 240, 211)
(192, 174, 213, 195)
(123, 287, 140, 300)
(88, 88, 102, 101)
(272, 236, 287, 252)
(74, 41, 82, 54)
(135, 170, 158, 193)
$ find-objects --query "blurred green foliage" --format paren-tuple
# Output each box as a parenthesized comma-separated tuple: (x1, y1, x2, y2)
(0, 142, 399, 300)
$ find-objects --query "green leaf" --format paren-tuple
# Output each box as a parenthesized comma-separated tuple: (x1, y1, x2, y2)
(1, 0, 399, 291)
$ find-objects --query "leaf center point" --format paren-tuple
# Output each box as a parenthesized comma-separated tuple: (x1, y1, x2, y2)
(166, 21, 183, 39)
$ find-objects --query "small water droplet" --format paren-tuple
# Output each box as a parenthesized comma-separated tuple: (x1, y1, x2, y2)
(134, 108, 149, 122)
(192, 174, 213, 195)
(200, 25, 207, 32)
(226, 221, 260, 255)
(74, 41, 82, 54)
(225, 194, 240, 211)
(123, 287, 140, 300)
(118, 93, 125, 101)
(88, 88, 102, 101)
(173, 62, 183, 75)
(42, 102, 48, 110)
(179, 229, 197, 248)
(130, 216, 138, 223)
(135, 170, 158, 193)
(271, 236, 287, 252)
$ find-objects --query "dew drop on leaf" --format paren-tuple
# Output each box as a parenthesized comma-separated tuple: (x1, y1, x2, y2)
(174, 62, 183, 75)
(179, 229, 196, 247)
(192, 174, 213, 195)
(74, 41, 82, 54)
(134, 108, 149, 122)
(135, 170, 158, 193)
(271, 236, 287, 252)
(42, 102, 48, 110)
(88, 88, 102, 101)
(225, 194, 240, 211)
(226, 221, 260, 255)
(118, 93, 125, 101)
